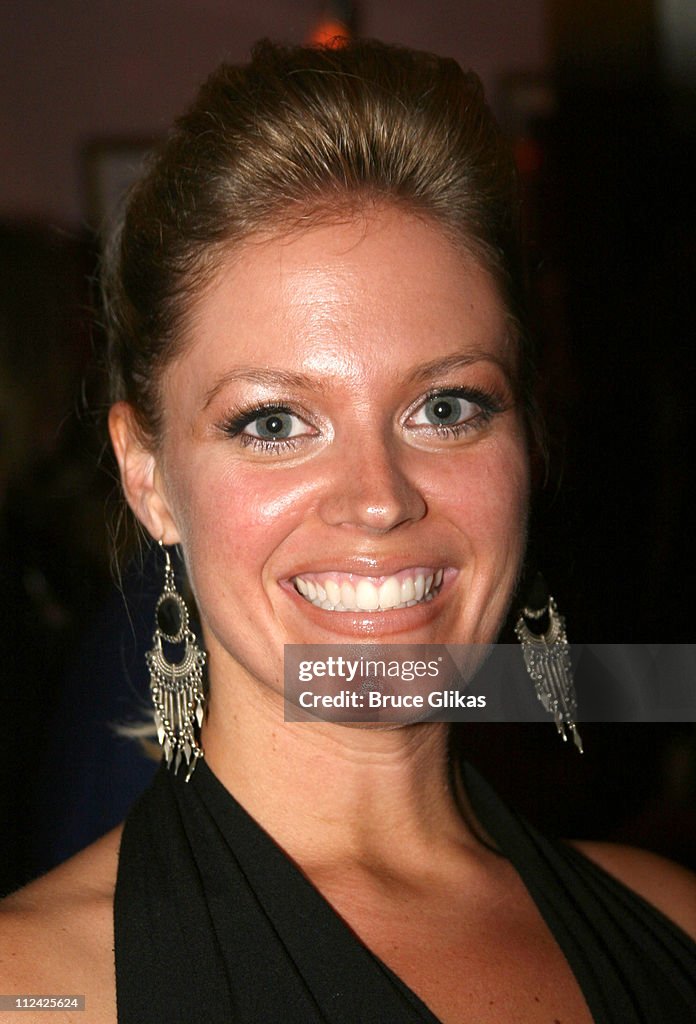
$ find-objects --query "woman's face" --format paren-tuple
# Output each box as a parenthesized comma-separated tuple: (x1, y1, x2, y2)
(124, 207, 529, 696)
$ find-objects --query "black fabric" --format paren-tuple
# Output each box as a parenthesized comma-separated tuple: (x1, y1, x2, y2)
(114, 759, 696, 1023)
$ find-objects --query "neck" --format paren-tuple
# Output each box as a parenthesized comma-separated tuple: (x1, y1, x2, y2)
(200, 663, 481, 869)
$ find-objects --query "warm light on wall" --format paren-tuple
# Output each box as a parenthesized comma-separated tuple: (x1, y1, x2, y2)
(308, 19, 350, 47)
(307, 2, 356, 46)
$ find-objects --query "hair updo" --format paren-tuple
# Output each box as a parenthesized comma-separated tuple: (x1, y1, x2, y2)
(103, 38, 531, 444)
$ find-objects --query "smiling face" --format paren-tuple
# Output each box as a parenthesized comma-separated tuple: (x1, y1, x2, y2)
(112, 206, 529, 703)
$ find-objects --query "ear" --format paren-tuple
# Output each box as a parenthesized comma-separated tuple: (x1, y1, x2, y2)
(108, 402, 181, 545)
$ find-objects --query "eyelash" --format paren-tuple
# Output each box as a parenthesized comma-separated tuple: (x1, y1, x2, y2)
(240, 436, 299, 453)
(219, 404, 303, 453)
(413, 386, 503, 438)
(218, 387, 504, 454)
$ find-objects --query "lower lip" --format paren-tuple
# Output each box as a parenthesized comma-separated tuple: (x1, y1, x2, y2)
(279, 572, 454, 636)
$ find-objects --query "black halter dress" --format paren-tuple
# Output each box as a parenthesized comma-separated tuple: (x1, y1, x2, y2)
(114, 760, 696, 1022)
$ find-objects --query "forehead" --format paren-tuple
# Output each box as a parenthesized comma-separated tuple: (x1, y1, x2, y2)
(171, 207, 515, 398)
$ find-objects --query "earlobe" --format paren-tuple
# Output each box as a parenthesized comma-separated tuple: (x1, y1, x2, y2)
(108, 402, 181, 545)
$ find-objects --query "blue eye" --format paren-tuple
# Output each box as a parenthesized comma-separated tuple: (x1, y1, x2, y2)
(245, 411, 298, 439)
(423, 396, 463, 426)
(407, 387, 503, 440)
(411, 393, 480, 429)
(220, 403, 313, 453)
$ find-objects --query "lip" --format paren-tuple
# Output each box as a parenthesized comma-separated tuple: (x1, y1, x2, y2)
(280, 553, 455, 579)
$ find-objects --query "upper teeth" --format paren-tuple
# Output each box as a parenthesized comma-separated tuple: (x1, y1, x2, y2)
(293, 568, 444, 612)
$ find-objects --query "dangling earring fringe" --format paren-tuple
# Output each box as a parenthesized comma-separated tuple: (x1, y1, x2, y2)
(146, 541, 207, 781)
(515, 575, 583, 753)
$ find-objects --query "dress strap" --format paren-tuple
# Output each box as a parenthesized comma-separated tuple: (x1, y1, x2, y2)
(462, 762, 696, 1024)
(115, 761, 441, 1023)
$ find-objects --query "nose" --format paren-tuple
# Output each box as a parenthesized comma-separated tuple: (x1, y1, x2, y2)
(317, 433, 427, 533)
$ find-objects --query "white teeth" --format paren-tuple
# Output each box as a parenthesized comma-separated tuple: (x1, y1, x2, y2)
(355, 578, 380, 611)
(378, 576, 401, 610)
(293, 569, 445, 613)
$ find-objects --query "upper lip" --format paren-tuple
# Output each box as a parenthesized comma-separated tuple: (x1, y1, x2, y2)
(281, 556, 453, 581)
(291, 566, 442, 582)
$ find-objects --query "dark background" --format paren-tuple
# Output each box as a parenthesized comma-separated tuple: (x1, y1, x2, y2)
(1, 1, 695, 896)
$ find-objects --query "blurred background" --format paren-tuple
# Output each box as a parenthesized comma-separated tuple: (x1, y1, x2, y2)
(1, 0, 695, 896)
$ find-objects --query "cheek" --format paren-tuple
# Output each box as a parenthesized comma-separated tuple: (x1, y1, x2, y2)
(425, 434, 529, 555)
(173, 457, 317, 584)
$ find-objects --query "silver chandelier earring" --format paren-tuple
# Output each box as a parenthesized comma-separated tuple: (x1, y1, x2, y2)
(515, 573, 583, 753)
(146, 541, 207, 781)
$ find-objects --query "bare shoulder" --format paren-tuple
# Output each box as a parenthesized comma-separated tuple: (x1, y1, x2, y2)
(0, 826, 122, 1024)
(572, 839, 696, 943)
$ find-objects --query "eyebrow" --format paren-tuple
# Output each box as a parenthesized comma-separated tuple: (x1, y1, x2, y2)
(203, 367, 324, 408)
(203, 351, 512, 409)
(402, 351, 513, 385)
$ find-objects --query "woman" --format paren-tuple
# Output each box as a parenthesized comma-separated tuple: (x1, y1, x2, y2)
(2, 39, 696, 1024)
